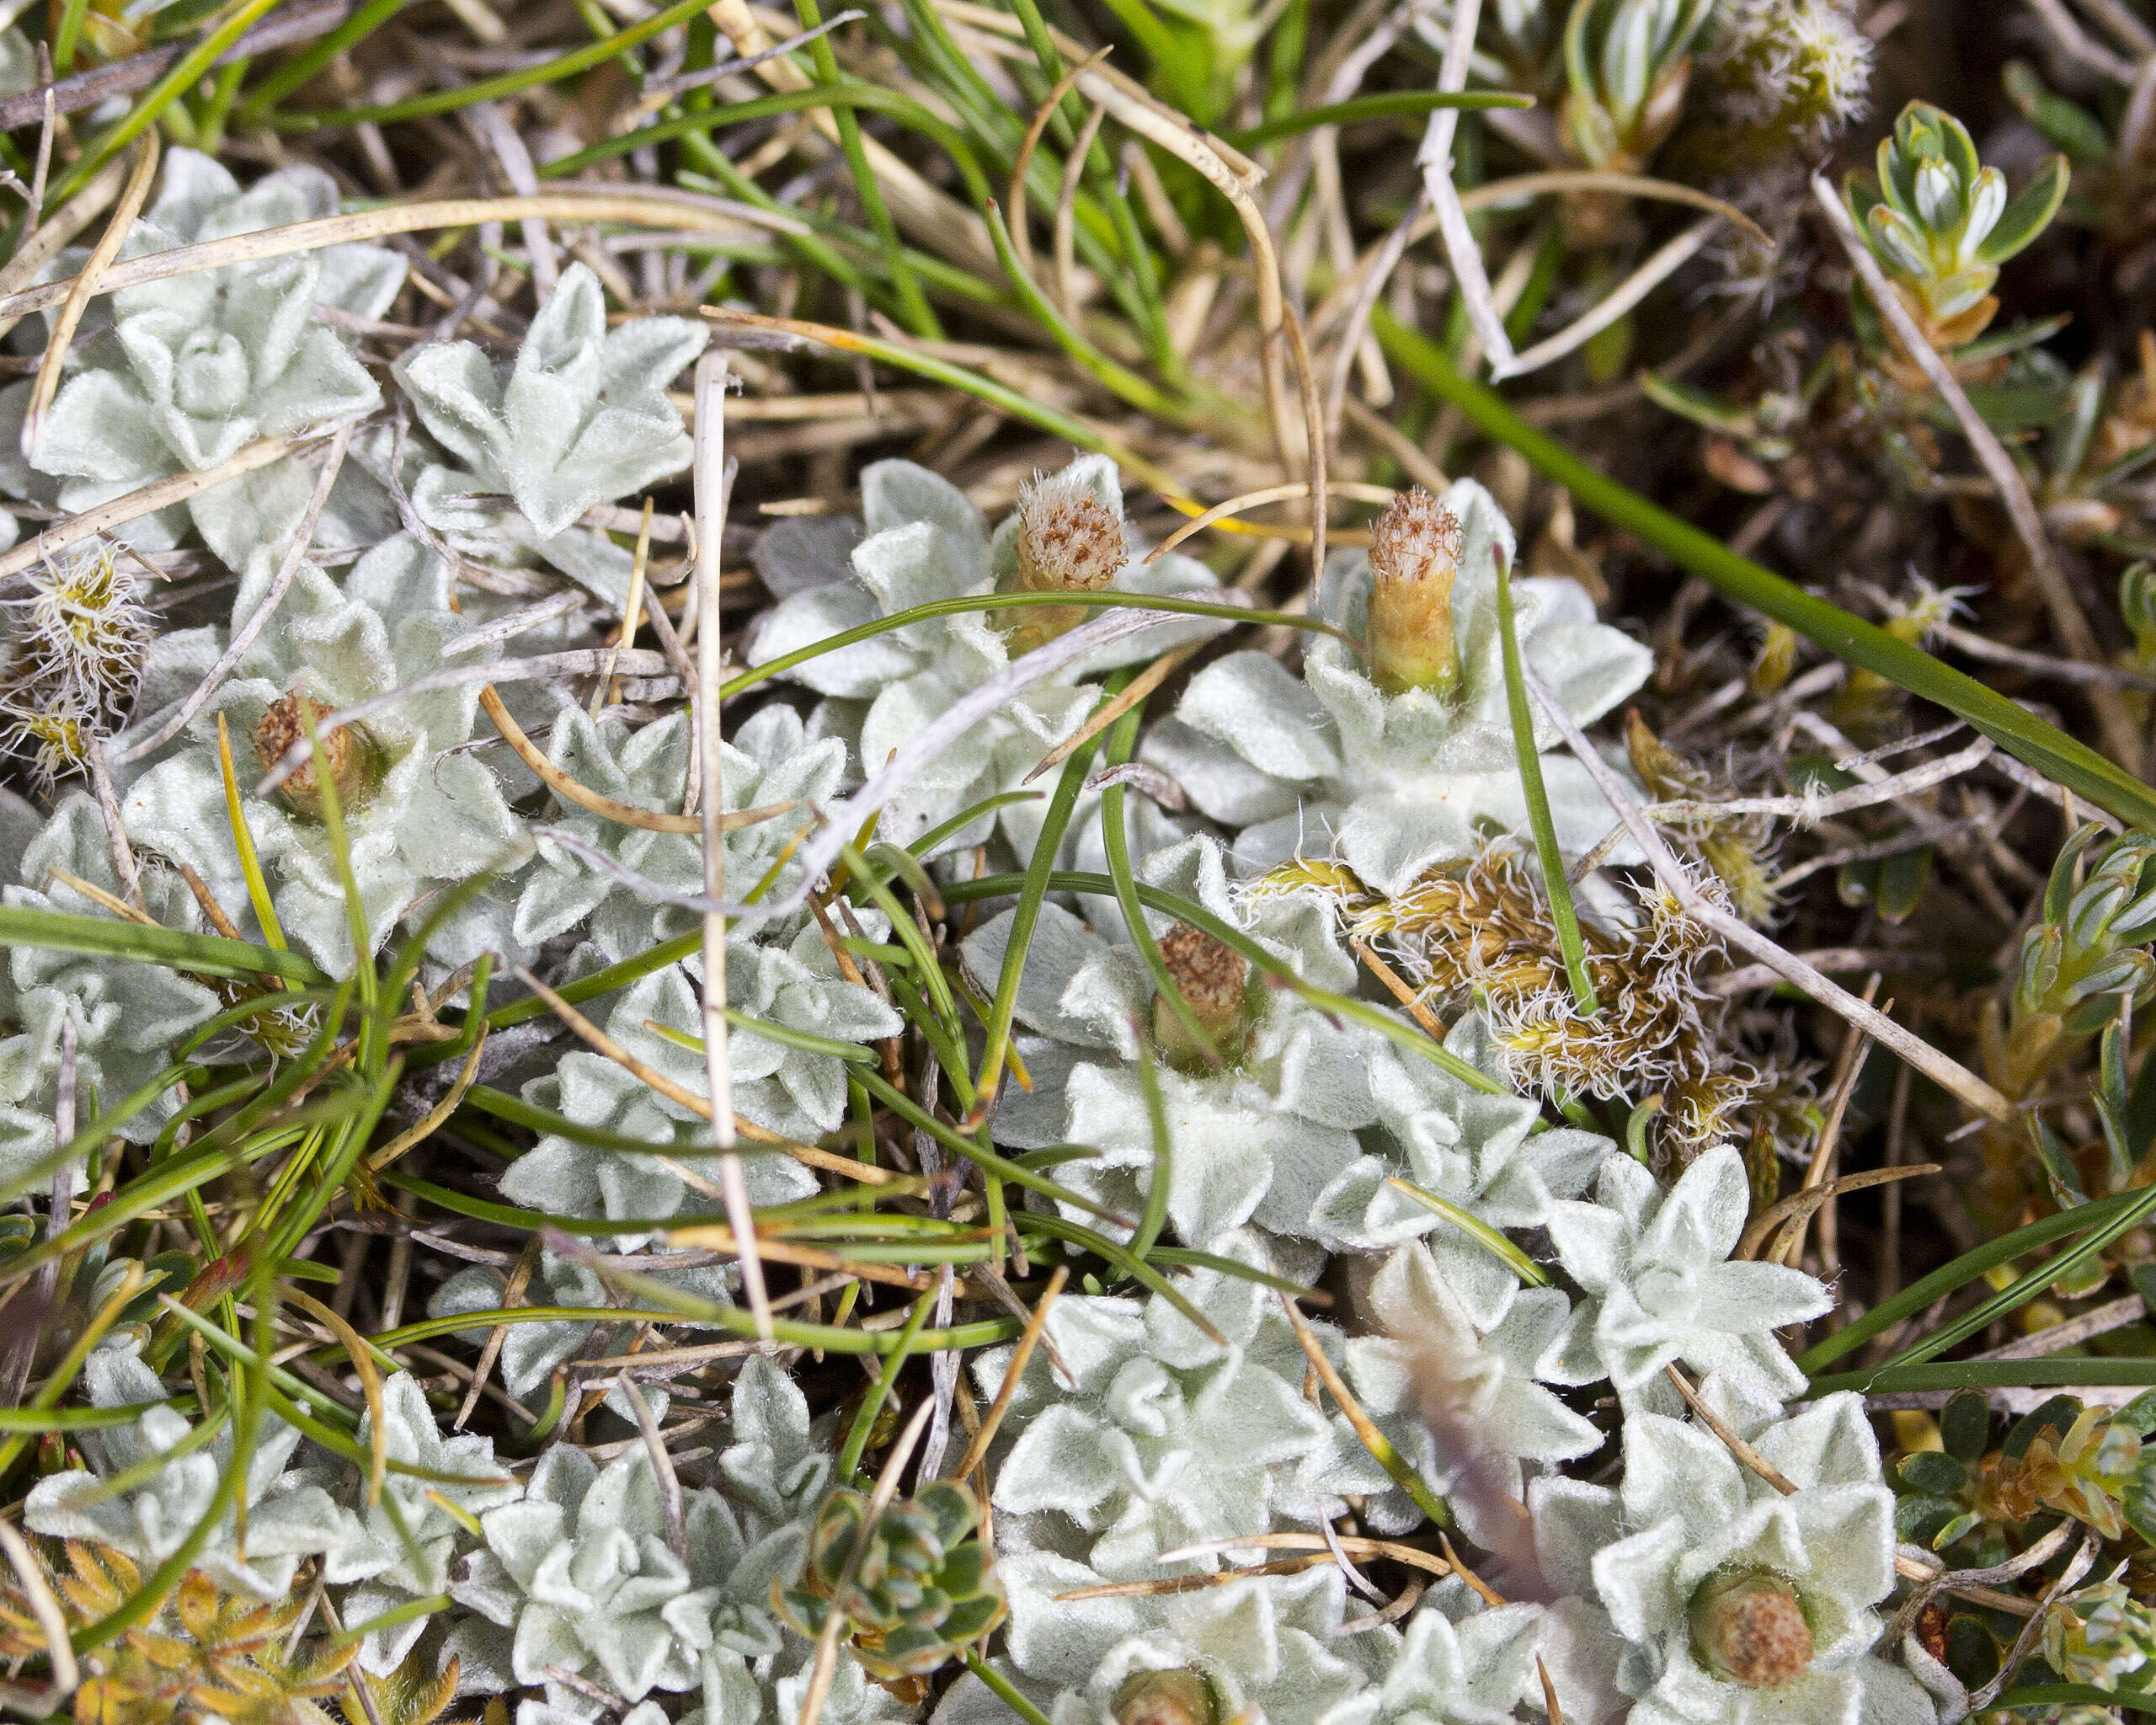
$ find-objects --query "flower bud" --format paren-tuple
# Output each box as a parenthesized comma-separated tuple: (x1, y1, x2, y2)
(1003, 473, 1125, 653)
(1366, 489, 1464, 697)
(1153, 921, 1251, 1071)
(253, 692, 376, 820)
(1114, 1670, 1215, 1725)
(1689, 1570, 1815, 1689)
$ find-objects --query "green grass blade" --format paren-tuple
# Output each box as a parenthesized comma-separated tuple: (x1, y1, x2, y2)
(1806, 1358, 2156, 1396)
(238, 0, 419, 120)
(1099, 701, 1221, 1065)
(53, 0, 284, 206)
(1873, 1178, 2156, 1376)
(975, 718, 1104, 1108)
(271, 0, 720, 128)
(1129, 1034, 1172, 1264)
(0, 905, 326, 985)
(1796, 1191, 2146, 1375)
(1494, 548, 1598, 1013)
(791, 0, 938, 338)
(1225, 88, 1534, 147)
(838, 1285, 937, 1483)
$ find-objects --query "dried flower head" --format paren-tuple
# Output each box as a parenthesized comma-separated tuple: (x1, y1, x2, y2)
(1153, 920, 1252, 1069)
(1689, 1569, 1817, 1688)
(253, 691, 374, 821)
(0, 542, 150, 790)
(1367, 489, 1465, 697)
(1005, 468, 1129, 652)
(1259, 843, 1808, 1163)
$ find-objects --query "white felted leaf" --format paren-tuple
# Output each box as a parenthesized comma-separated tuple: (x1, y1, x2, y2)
(392, 263, 705, 537)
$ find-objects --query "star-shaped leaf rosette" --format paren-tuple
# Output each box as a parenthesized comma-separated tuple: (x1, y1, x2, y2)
(745, 455, 1225, 852)
(1300, 1007, 1610, 1327)
(116, 532, 529, 975)
(319, 1370, 520, 1677)
(1539, 1144, 1833, 1414)
(1316, 1583, 1550, 1725)
(8, 154, 392, 561)
(958, 835, 1381, 1258)
(446, 1439, 804, 1707)
(1527, 1378, 1937, 1725)
(26, 1343, 351, 1603)
(1142, 478, 1652, 895)
(444, 1358, 830, 1712)
(942, 1562, 1391, 1725)
(391, 261, 708, 605)
(1321, 1242, 1602, 1550)
(0, 790, 220, 1182)
(975, 1235, 1370, 1591)
(499, 943, 893, 1233)
(513, 702, 846, 969)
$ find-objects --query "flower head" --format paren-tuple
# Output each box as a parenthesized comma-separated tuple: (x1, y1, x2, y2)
(748, 455, 1223, 851)
(1366, 488, 1464, 697)
(1150, 478, 1650, 895)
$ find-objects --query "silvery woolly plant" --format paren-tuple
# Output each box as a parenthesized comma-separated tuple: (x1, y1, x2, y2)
(1299, 1007, 1609, 1327)
(514, 702, 847, 969)
(429, 1247, 737, 1418)
(1539, 1142, 1832, 1413)
(1316, 1581, 1549, 1725)
(1329, 1242, 1601, 1551)
(1529, 1375, 1935, 1725)
(978, 1232, 1369, 1589)
(746, 455, 1224, 852)
(26, 1341, 351, 1602)
(6, 150, 398, 563)
(321, 1370, 521, 1676)
(942, 1562, 1390, 1725)
(446, 1357, 830, 1711)
(391, 261, 708, 605)
(958, 834, 1381, 1259)
(499, 940, 892, 1232)
(116, 531, 528, 975)
(0, 789, 220, 1182)
(446, 1442, 800, 1706)
(1144, 479, 1652, 895)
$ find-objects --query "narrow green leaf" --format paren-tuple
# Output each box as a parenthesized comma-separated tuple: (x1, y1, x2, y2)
(0, 905, 326, 985)
(1494, 549, 1598, 1013)
(1225, 88, 1533, 147)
